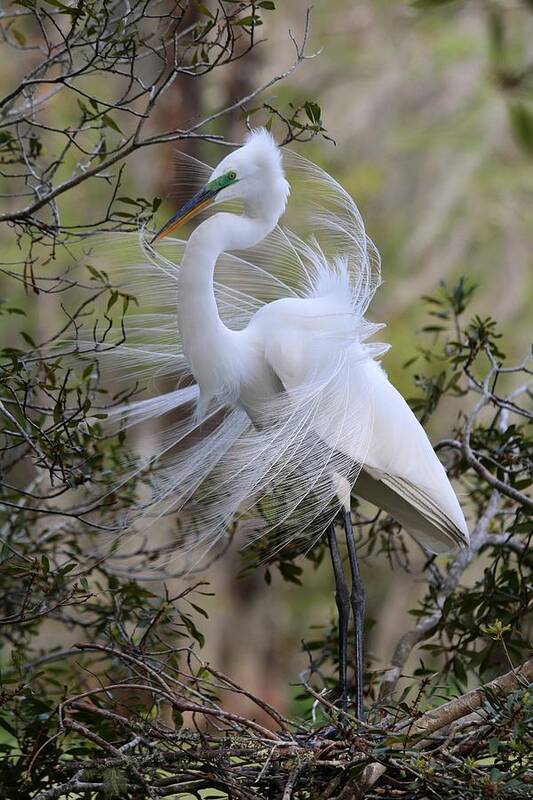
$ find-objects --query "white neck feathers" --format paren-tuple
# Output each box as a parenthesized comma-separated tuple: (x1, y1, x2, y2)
(177, 212, 272, 400)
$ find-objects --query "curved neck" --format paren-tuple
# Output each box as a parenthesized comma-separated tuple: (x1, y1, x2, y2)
(177, 211, 272, 397)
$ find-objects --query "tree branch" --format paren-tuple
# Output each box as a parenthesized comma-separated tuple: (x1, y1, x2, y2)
(406, 657, 533, 738)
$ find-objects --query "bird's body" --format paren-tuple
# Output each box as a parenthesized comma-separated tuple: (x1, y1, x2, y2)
(159, 129, 468, 556)
(80, 127, 469, 716)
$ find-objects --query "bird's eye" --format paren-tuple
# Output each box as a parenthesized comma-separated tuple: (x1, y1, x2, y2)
(227, 170, 237, 181)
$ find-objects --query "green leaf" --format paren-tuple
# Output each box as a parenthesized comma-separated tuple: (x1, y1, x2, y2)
(304, 101, 322, 125)
(20, 331, 36, 348)
(12, 28, 26, 45)
(106, 291, 119, 313)
(85, 263, 104, 282)
(53, 402, 62, 425)
(116, 196, 139, 206)
(102, 114, 123, 135)
(189, 601, 209, 619)
(237, 15, 263, 27)
(181, 614, 205, 647)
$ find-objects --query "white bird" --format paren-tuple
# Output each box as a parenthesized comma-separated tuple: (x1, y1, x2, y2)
(85, 128, 469, 718)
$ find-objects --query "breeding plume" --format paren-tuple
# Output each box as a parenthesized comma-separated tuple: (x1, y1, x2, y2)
(86, 129, 469, 717)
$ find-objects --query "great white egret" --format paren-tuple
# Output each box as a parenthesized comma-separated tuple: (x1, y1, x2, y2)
(86, 128, 469, 719)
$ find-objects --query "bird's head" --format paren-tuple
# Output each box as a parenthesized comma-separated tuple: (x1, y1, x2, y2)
(152, 128, 290, 242)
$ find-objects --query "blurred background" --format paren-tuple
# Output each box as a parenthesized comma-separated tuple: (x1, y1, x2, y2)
(1, 0, 532, 721)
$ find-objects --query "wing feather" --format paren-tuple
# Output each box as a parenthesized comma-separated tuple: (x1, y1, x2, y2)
(350, 361, 469, 552)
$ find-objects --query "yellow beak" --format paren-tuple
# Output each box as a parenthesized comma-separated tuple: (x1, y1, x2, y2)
(151, 185, 217, 243)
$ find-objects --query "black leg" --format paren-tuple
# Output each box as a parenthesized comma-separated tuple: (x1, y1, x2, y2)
(326, 522, 350, 711)
(342, 506, 365, 720)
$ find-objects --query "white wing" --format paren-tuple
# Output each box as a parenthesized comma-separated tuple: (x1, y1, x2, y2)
(353, 361, 469, 552)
